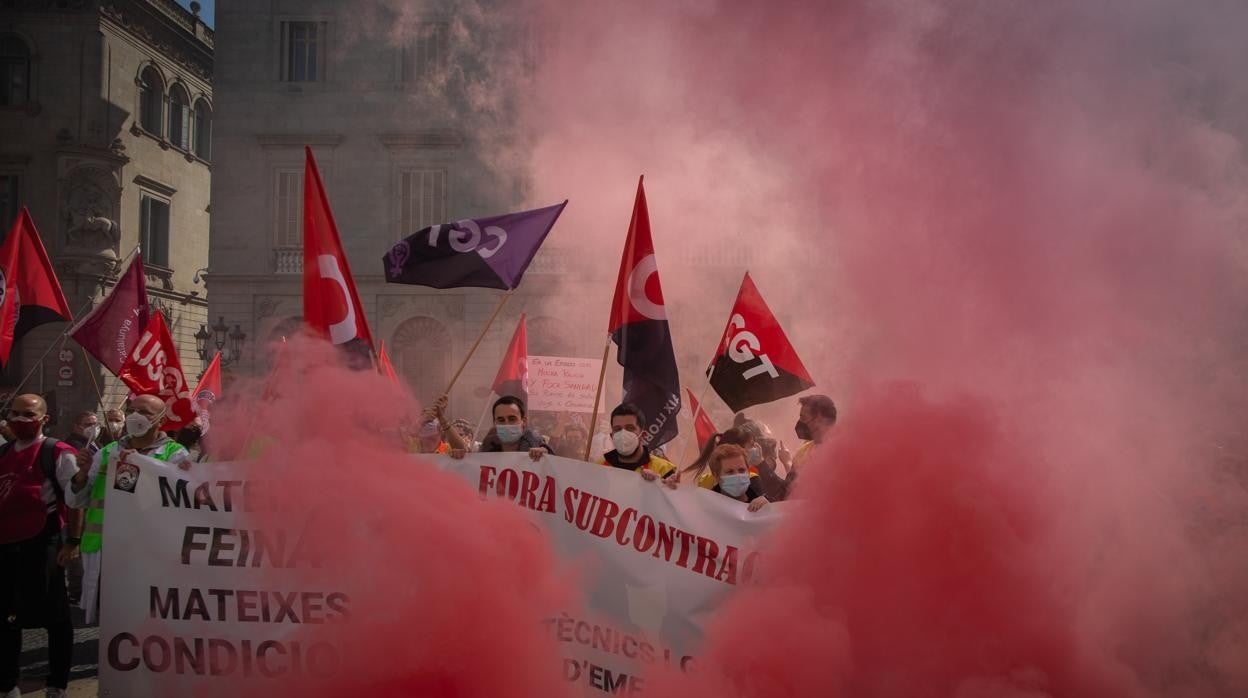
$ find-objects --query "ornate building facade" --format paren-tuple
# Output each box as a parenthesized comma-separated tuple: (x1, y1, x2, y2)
(0, 0, 213, 423)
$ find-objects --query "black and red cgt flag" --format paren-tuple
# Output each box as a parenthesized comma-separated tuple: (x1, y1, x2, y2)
(492, 313, 529, 403)
(708, 272, 814, 413)
(608, 177, 681, 448)
(0, 208, 73, 368)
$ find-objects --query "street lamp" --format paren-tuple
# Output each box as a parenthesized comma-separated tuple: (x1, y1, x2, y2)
(196, 316, 246, 366)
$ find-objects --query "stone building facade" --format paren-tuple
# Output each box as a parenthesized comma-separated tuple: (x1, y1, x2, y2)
(0, 0, 213, 424)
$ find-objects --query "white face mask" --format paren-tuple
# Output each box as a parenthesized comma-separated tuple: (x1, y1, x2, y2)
(125, 411, 161, 438)
(108, 420, 125, 435)
(82, 425, 101, 442)
(612, 429, 641, 456)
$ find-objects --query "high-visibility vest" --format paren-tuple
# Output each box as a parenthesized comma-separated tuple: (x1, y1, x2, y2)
(81, 440, 185, 554)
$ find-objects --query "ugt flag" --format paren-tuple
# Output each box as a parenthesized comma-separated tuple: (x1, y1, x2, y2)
(70, 251, 149, 374)
(118, 312, 195, 429)
(383, 201, 566, 290)
(304, 146, 375, 354)
(0, 208, 72, 368)
(491, 313, 528, 403)
(608, 178, 680, 448)
(708, 272, 814, 413)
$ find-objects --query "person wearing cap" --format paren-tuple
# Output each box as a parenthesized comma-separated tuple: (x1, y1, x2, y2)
(789, 394, 837, 472)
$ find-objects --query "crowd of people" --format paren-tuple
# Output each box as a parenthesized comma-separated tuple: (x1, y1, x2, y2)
(0, 387, 834, 695)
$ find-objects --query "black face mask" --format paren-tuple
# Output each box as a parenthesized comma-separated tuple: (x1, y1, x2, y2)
(795, 419, 813, 441)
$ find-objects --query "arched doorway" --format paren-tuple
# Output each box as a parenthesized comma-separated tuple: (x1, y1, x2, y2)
(392, 316, 451, 406)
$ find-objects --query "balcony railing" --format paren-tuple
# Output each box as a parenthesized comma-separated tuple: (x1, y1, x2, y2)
(274, 247, 303, 274)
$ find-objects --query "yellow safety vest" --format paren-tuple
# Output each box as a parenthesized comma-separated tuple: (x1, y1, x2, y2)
(81, 439, 186, 554)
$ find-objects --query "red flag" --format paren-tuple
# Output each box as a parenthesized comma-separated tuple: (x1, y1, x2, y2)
(303, 146, 374, 352)
(606, 177, 681, 447)
(708, 272, 814, 412)
(118, 312, 195, 429)
(192, 352, 222, 403)
(0, 208, 72, 367)
(491, 313, 528, 402)
(377, 340, 400, 384)
(70, 251, 149, 374)
(686, 388, 718, 450)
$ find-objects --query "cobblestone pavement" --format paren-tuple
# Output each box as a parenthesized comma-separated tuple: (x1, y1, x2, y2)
(15, 607, 99, 696)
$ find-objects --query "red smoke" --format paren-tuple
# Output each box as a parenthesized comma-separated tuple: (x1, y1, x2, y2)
(209, 338, 573, 697)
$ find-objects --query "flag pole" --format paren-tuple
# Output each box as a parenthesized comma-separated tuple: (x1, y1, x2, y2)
(441, 289, 513, 396)
(0, 296, 97, 413)
(582, 335, 613, 462)
(80, 345, 107, 412)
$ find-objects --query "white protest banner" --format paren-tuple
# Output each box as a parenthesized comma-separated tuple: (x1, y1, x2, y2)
(100, 453, 781, 695)
(527, 355, 603, 413)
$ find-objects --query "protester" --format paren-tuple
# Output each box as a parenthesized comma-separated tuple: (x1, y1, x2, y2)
(64, 410, 102, 452)
(1, 394, 90, 698)
(451, 418, 479, 452)
(103, 408, 125, 444)
(456, 396, 550, 460)
(789, 393, 837, 471)
(175, 416, 210, 463)
(707, 443, 769, 511)
(737, 418, 796, 501)
(557, 423, 589, 461)
(679, 426, 757, 488)
(75, 394, 191, 625)
(404, 395, 470, 456)
(597, 403, 678, 487)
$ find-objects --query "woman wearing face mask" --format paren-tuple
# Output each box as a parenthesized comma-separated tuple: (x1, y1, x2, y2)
(679, 426, 760, 489)
(707, 444, 769, 511)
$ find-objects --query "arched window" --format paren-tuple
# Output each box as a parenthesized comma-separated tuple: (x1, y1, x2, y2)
(0, 34, 31, 107)
(193, 99, 211, 159)
(392, 317, 451, 406)
(168, 84, 190, 149)
(138, 66, 164, 134)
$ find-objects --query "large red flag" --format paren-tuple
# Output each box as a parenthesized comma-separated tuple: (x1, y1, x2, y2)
(708, 272, 814, 412)
(118, 312, 195, 429)
(491, 313, 528, 402)
(377, 340, 400, 384)
(303, 146, 374, 353)
(607, 177, 681, 447)
(70, 250, 149, 374)
(685, 388, 718, 450)
(0, 207, 72, 367)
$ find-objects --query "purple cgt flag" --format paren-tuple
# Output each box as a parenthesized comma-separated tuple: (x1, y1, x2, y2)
(383, 201, 567, 290)
(70, 251, 150, 374)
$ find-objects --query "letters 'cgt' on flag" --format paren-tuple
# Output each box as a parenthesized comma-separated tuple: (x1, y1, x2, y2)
(383, 201, 567, 290)
(686, 388, 718, 451)
(491, 313, 529, 403)
(608, 177, 680, 448)
(377, 340, 400, 384)
(708, 272, 814, 413)
(118, 312, 195, 429)
(70, 250, 150, 375)
(0, 207, 72, 368)
(304, 146, 375, 355)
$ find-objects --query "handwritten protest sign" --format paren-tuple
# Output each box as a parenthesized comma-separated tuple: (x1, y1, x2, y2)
(527, 355, 603, 413)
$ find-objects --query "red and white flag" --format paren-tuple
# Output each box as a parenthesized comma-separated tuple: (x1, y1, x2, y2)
(491, 314, 529, 402)
(192, 352, 222, 404)
(685, 388, 718, 450)
(303, 146, 374, 354)
(118, 312, 195, 429)
(70, 250, 149, 374)
(0, 208, 72, 367)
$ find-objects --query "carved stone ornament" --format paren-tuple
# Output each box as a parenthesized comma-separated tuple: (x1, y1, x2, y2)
(62, 165, 122, 259)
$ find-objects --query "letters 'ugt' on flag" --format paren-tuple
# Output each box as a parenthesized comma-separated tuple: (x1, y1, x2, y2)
(70, 251, 149, 374)
(304, 146, 375, 354)
(608, 177, 680, 448)
(383, 201, 567, 290)
(491, 313, 528, 403)
(118, 312, 195, 429)
(0, 208, 72, 368)
(708, 272, 814, 413)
